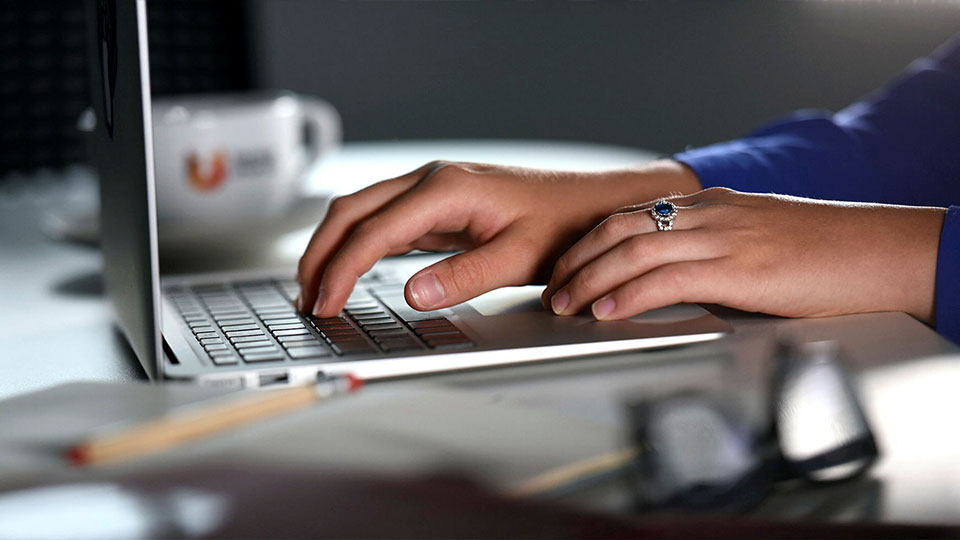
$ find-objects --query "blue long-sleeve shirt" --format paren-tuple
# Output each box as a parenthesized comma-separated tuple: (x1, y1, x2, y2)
(674, 36, 960, 344)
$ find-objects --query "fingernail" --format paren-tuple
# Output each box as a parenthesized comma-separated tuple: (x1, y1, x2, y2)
(592, 296, 616, 320)
(410, 273, 444, 309)
(551, 290, 570, 315)
(312, 288, 327, 316)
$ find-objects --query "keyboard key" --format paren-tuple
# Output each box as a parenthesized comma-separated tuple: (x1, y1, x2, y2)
(254, 307, 295, 316)
(287, 346, 332, 359)
(361, 322, 403, 332)
(213, 313, 255, 323)
(260, 317, 301, 326)
(408, 319, 454, 329)
(430, 341, 475, 350)
(377, 338, 421, 352)
(240, 346, 279, 356)
(208, 306, 248, 315)
(277, 334, 319, 344)
(347, 308, 387, 317)
(195, 331, 219, 339)
(313, 322, 354, 332)
(210, 310, 250, 320)
(326, 333, 368, 344)
(368, 328, 408, 339)
(220, 323, 260, 332)
(204, 343, 229, 352)
(311, 316, 350, 326)
(200, 338, 224, 346)
(235, 340, 274, 350)
(242, 352, 284, 362)
(266, 323, 305, 331)
(329, 342, 374, 356)
(190, 326, 215, 334)
(416, 329, 462, 338)
(210, 354, 239, 366)
(225, 329, 265, 338)
(321, 327, 360, 337)
(283, 340, 324, 349)
(187, 320, 212, 328)
(354, 315, 393, 324)
(260, 313, 300, 322)
(230, 335, 270, 344)
(273, 328, 311, 336)
(249, 301, 289, 311)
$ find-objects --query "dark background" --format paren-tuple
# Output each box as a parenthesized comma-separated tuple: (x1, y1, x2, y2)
(250, 1, 960, 151)
(3, 0, 960, 179)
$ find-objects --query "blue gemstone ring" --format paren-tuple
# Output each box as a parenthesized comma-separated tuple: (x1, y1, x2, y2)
(650, 200, 679, 231)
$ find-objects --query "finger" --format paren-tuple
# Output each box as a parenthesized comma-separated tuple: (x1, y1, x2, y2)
(385, 232, 478, 257)
(590, 259, 725, 320)
(542, 205, 701, 306)
(612, 186, 737, 215)
(550, 230, 721, 315)
(309, 181, 473, 317)
(297, 162, 443, 311)
(404, 228, 538, 310)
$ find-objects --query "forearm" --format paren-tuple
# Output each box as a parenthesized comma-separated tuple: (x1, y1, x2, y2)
(674, 37, 960, 206)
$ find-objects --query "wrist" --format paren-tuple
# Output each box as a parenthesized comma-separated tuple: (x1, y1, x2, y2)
(602, 159, 703, 210)
(896, 206, 946, 324)
(629, 159, 703, 197)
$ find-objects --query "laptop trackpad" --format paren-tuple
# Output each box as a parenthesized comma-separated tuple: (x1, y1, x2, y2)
(467, 286, 710, 322)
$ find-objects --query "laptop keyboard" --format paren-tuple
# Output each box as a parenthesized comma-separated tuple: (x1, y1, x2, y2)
(165, 278, 474, 366)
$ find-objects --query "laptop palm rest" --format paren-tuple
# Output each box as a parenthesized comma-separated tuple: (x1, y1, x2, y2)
(456, 286, 731, 350)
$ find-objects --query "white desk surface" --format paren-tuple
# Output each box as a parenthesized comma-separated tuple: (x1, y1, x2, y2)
(1, 140, 958, 526)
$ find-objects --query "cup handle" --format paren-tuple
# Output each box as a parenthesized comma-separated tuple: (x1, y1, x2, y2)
(299, 97, 342, 165)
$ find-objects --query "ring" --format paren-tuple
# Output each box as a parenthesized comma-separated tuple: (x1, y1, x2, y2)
(650, 200, 678, 231)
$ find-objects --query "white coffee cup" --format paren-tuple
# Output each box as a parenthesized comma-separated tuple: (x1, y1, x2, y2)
(151, 92, 340, 228)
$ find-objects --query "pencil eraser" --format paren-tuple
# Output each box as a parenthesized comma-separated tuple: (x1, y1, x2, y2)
(346, 373, 364, 392)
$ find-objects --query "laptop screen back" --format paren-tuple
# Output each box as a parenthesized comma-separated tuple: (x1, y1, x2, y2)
(84, 0, 161, 378)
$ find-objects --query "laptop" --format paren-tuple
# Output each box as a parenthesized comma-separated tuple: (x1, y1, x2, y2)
(85, 0, 731, 388)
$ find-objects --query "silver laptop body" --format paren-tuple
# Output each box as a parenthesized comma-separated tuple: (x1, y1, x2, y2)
(86, 0, 731, 389)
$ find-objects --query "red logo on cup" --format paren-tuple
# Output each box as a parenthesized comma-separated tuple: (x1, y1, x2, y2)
(186, 151, 228, 191)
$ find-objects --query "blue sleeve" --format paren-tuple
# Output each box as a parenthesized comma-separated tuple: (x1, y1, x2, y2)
(673, 35, 960, 344)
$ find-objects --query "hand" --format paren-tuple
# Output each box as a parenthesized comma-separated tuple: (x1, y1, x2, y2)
(297, 160, 702, 318)
(543, 188, 945, 324)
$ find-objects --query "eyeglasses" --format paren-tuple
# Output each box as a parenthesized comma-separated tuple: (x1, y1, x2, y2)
(626, 340, 879, 514)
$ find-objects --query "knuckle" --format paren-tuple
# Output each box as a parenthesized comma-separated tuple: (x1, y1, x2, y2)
(624, 235, 649, 259)
(352, 215, 381, 238)
(425, 162, 466, 184)
(296, 257, 311, 280)
(326, 195, 354, 218)
(702, 186, 735, 198)
(424, 159, 448, 171)
(598, 213, 632, 240)
(552, 255, 572, 281)
(661, 265, 698, 300)
(569, 265, 600, 293)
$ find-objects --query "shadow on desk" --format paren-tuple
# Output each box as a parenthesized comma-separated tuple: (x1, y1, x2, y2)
(52, 270, 103, 298)
(0, 463, 953, 539)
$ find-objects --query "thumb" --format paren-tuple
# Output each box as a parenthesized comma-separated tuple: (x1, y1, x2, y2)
(404, 233, 534, 311)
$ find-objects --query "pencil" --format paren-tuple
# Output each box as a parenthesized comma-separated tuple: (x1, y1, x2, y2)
(67, 373, 364, 466)
(505, 447, 639, 498)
